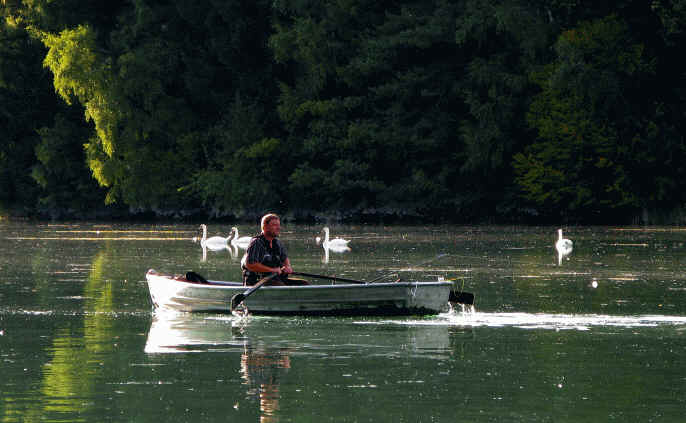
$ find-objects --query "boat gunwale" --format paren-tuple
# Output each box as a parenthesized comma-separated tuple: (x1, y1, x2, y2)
(146, 273, 453, 291)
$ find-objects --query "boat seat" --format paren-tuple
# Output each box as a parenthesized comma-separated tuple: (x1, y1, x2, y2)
(185, 271, 210, 284)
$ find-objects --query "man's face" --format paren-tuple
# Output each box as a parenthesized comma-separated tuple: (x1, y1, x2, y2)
(264, 218, 281, 238)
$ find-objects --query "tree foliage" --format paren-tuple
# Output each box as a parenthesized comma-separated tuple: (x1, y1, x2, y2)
(3, 0, 686, 222)
(515, 14, 686, 219)
(1, 7, 105, 216)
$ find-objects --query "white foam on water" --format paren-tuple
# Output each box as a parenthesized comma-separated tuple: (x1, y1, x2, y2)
(469, 312, 685, 329)
(356, 310, 686, 330)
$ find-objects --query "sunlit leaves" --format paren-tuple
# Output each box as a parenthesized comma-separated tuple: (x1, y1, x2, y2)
(41, 25, 116, 157)
(32, 0, 282, 213)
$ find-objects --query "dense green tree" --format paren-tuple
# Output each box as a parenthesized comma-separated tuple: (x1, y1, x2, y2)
(513, 14, 682, 219)
(30, 0, 281, 215)
(0, 15, 41, 213)
(454, 0, 560, 217)
(3, 0, 686, 222)
(1, 6, 109, 218)
(272, 0, 563, 219)
(272, 0, 471, 218)
(652, 0, 686, 40)
(32, 110, 108, 217)
(2, 6, 104, 217)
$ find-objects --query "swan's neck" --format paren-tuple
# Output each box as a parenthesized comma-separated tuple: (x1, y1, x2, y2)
(323, 228, 330, 243)
(558, 230, 563, 240)
(202, 225, 207, 241)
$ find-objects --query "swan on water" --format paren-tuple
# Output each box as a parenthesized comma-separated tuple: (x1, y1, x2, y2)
(320, 227, 350, 249)
(556, 228, 573, 265)
(321, 243, 351, 263)
(319, 227, 351, 263)
(230, 227, 252, 249)
(200, 224, 229, 251)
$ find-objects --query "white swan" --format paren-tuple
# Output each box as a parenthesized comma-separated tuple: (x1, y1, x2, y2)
(556, 228, 573, 265)
(319, 227, 351, 263)
(200, 224, 229, 251)
(230, 227, 252, 249)
(321, 243, 351, 263)
(321, 227, 350, 249)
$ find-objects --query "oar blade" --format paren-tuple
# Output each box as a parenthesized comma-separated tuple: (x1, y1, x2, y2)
(230, 272, 279, 311)
(230, 293, 246, 311)
(449, 290, 475, 305)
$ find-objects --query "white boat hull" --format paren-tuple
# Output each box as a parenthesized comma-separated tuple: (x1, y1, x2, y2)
(146, 269, 452, 315)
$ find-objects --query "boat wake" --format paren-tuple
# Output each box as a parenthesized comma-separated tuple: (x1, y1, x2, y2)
(379, 310, 686, 330)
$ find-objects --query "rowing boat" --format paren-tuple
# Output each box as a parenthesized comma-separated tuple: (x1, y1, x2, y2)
(146, 269, 453, 315)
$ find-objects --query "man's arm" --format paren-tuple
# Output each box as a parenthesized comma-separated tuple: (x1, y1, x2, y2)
(244, 261, 283, 274)
(281, 257, 293, 274)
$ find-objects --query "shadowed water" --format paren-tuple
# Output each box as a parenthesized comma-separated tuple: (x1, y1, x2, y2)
(1, 222, 685, 422)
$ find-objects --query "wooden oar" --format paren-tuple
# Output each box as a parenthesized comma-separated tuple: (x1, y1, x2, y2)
(230, 273, 279, 311)
(291, 271, 475, 305)
(290, 271, 367, 284)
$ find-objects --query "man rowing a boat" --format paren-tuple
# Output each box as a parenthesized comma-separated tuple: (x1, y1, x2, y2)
(241, 213, 307, 286)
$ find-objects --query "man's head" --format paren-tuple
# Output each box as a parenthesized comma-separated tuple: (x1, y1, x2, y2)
(261, 213, 281, 239)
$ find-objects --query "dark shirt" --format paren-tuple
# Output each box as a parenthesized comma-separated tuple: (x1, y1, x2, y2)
(241, 234, 288, 284)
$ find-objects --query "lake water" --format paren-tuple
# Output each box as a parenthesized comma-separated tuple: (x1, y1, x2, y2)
(1, 222, 686, 422)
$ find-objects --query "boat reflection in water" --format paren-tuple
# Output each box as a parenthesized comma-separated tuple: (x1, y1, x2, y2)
(144, 312, 455, 356)
(144, 313, 290, 422)
(144, 312, 457, 421)
(144, 313, 242, 353)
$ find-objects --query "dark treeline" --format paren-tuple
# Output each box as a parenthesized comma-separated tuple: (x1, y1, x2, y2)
(2, 0, 686, 223)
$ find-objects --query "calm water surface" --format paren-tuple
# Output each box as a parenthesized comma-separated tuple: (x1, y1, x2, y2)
(1, 222, 686, 422)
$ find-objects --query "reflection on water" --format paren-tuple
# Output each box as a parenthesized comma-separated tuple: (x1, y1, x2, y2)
(145, 313, 291, 422)
(555, 228, 573, 266)
(15, 250, 119, 422)
(199, 242, 239, 262)
(144, 313, 241, 353)
(4, 223, 686, 422)
(144, 312, 455, 355)
(240, 345, 290, 423)
(143, 307, 468, 409)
